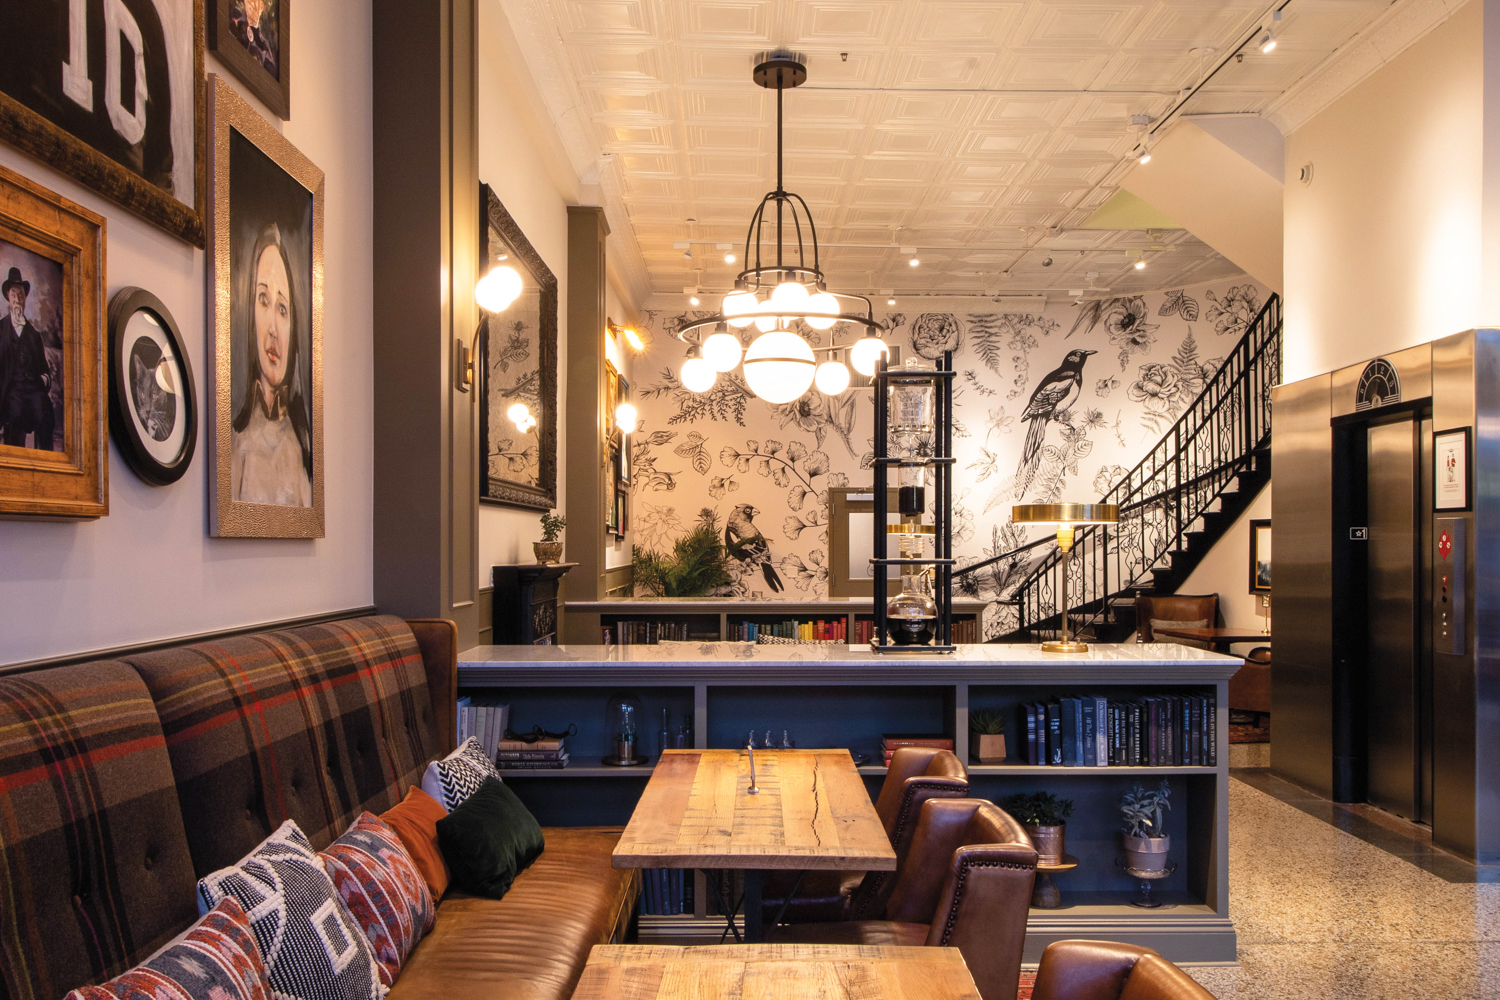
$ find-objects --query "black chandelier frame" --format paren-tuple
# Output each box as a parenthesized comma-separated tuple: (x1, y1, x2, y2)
(672, 53, 887, 355)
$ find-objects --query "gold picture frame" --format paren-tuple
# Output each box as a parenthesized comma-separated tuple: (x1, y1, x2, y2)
(206, 75, 323, 538)
(0, 0, 206, 246)
(0, 163, 107, 518)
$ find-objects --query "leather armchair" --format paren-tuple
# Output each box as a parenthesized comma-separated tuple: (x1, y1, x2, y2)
(1031, 940, 1217, 1000)
(768, 799, 1037, 1000)
(763, 746, 968, 924)
(1230, 646, 1271, 714)
(1135, 594, 1219, 643)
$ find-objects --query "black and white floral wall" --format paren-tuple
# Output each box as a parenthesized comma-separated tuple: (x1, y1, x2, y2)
(627, 278, 1268, 636)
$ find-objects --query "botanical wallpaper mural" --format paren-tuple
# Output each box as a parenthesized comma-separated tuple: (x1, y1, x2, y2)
(627, 278, 1269, 636)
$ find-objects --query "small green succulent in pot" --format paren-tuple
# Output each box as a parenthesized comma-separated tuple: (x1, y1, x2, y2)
(534, 511, 567, 563)
(1120, 779, 1172, 872)
(970, 708, 1007, 763)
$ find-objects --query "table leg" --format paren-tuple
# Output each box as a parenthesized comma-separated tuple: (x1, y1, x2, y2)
(699, 869, 742, 944)
(743, 869, 764, 943)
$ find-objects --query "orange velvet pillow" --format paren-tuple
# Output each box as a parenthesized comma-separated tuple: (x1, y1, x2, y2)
(380, 786, 451, 901)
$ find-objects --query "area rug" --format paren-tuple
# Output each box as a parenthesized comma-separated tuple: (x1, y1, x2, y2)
(1018, 970, 1036, 998)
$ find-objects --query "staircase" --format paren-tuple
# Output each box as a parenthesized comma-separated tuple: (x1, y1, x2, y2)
(958, 293, 1281, 643)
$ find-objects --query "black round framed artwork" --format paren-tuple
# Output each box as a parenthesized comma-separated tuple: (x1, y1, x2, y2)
(107, 287, 198, 485)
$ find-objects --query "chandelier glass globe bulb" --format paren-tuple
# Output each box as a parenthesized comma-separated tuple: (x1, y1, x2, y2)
(815, 359, 851, 395)
(475, 264, 523, 312)
(850, 336, 890, 376)
(770, 279, 811, 312)
(680, 356, 718, 393)
(722, 290, 758, 328)
(702, 331, 743, 372)
(805, 291, 839, 330)
(743, 330, 815, 404)
(753, 298, 780, 332)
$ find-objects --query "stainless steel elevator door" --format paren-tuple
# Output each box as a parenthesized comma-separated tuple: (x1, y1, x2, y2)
(1367, 419, 1420, 819)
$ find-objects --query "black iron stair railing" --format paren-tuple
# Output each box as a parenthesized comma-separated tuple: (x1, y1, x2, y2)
(956, 293, 1281, 641)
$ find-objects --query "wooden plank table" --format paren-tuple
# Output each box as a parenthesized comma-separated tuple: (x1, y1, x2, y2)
(572, 944, 982, 1000)
(613, 748, 896, 942)
(1153, 626, 1270, 654)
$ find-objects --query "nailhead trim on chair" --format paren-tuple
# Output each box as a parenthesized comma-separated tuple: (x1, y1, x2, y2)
(853, 780, 965, 920)
(936, 856, 1036, 946)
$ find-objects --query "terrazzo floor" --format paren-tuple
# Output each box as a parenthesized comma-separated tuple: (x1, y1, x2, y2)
(1189, 771, 1500, 998)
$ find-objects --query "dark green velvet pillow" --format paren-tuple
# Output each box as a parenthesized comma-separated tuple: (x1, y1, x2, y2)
(435, 776, 545, 898)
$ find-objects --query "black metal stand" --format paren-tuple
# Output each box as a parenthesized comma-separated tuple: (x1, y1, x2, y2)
(871, 351, 956, 653)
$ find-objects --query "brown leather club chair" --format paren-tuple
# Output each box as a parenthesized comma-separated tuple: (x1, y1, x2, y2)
(768, 798, 1037, 1000)
(762, 746, 969, 924)
(1135, 594, 1219, 643)
(1230, 645, 1272, 714)
(1031, 940, 1217, 1000)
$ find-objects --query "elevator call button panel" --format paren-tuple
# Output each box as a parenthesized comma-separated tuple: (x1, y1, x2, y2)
(1436, 518, 1465, 655)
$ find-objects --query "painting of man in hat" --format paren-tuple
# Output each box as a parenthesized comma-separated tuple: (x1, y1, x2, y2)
(0, 261, 63, 451)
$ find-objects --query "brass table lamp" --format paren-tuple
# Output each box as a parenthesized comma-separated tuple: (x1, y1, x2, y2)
(1012, 503, 1120, 653)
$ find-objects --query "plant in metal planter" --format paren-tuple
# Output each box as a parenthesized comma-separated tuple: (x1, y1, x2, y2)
(970, 708, 1008, 763)
(535, 511, 566, 563)
(1120, 779, 1172, 872)
(1000, 791, 1074, 864)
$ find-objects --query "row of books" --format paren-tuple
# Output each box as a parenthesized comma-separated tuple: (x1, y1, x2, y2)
(607, 620, 712, 644)
(1020, 696, 1217, 768)
(851, 619, 979, 645)
(880, 733, 954, 766)
(727, 619, 844, 641)
(455, 698, 510, 762)
(640, 868, 693, 916)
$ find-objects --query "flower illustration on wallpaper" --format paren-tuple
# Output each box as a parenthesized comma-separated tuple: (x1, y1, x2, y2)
(963, 370, 997, 397)
(967, 447, 1000, 483)
(1127, 363, 1183, 431)
(969, 312, 1057, 400)
(984, 405, 1014, 443)
(673, 431, 712, 475)
(631, 428, 681, 492)
(1204, 285, 1262, 338)
(778, 549, 828, 592)
(641, 366, 752, 426)
(707, 475, 740, 499)
(1093, 464, 1128, 496)
(909, 313, 963, 360)
(490, 320, 531, 372)
(634, 502, 684, 549)
(1095, 376, 1119, 398)
(491, 436, 539, 476)
(772, 390, 859, 457)
(1104, 297, 1159, 370)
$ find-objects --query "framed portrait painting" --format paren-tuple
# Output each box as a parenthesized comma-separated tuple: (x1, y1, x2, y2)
(478, 183, 557, 511)
(0, 0, 206, 245)
(206, 75, 323, 538)
(1249, 518, 1271, 594)
(0, 163, 107, 518)
(208, 0, 289, 120)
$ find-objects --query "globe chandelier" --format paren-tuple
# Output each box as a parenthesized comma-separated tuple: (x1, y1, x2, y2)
(673, 52, 889, 405)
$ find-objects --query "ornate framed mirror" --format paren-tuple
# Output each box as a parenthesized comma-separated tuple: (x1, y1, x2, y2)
(478, 183, 557, 510)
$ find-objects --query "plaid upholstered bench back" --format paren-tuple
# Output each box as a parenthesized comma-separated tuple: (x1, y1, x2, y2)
(0, 615, 455, 1000)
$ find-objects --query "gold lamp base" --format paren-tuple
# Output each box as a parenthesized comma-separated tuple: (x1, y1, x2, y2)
(1041, 639, 1090, 654)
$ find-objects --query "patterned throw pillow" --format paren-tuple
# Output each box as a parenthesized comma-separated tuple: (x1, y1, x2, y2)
(319, 813, 435, 987)
(65, 897, 271, 1000)
(197, 820, 384, 1000)
(420, 737, 501, 811)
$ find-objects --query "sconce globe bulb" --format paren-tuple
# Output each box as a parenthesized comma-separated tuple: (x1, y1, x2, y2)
(475, 264, 523, 312)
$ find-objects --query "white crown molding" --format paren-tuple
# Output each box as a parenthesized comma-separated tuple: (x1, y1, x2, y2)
(1264, 0, 1471, 135)
(492, 0, 654, 310)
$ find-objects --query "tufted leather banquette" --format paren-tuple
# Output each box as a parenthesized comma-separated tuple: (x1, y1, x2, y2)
(0, 616, 635, 1000)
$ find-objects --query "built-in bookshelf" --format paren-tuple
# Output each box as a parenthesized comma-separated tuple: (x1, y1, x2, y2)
(458, 644, 1239, 963)
(565, 597, 988, 646)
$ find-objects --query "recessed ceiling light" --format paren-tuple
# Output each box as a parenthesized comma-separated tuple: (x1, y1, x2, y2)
(1134, 260, 1147, 271)
(908, 257, 920, 267)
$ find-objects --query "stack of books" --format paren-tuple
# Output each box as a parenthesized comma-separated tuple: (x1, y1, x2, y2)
(849, 620, 978, 644)
(1019, 695, 1217, 767)
(494, 734, 569, 770)
(455, 698, 510, 763)
(640, 868, 693, 915)
(880, 733, 954, 766)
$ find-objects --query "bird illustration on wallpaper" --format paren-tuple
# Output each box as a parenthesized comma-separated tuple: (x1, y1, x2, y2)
(726, 503, 784, 593)
(1014, 349, 1096, 497)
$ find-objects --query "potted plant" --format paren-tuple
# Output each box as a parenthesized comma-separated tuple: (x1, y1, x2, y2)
(1120, 780, 1172, 872)
(535, 512, 566, 564)
(970, 708, 1007, 763)
(1000, 791, 1073, 865)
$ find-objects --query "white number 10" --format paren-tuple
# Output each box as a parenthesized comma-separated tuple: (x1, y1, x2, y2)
(60, 0, 150, 146)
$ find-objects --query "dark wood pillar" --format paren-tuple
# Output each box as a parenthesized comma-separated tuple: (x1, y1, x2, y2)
(372, 0, 480, 648)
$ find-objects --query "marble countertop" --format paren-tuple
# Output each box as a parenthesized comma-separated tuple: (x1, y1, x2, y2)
(457, 641, 1242, 685)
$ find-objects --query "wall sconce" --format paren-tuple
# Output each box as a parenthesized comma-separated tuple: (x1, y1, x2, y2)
(609, 321, 644, 352)
(508, 402, 537, 434)
(460, 262, 524, 392)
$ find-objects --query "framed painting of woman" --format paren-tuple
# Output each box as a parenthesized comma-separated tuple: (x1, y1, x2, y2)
(206, 75, 323, 538)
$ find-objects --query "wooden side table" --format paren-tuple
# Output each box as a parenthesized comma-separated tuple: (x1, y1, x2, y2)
(491, 563, 575, 644)
(1032, 854, 1079, 909)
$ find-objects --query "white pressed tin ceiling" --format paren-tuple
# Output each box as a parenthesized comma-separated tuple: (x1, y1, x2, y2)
(506, 0, 1399, 299)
